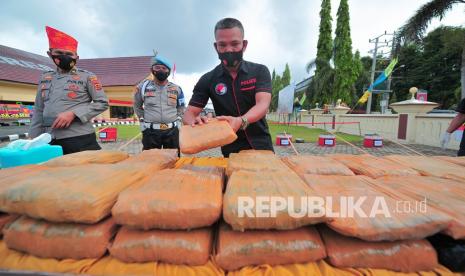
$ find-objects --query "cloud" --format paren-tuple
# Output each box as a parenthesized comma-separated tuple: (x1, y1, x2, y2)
(1, 0, 464, 88)
(228, 0, 317, 83)
(0, 23, 46, 55)
(171, 72, 203, 103)
(0, 0, 109, 58)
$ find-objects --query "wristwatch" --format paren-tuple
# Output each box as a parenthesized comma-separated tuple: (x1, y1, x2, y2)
(240, 116, 249, 130)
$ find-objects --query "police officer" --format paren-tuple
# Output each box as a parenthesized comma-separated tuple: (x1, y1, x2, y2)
(133, 54, 185, 151)
(29, 26, 109, 155)
(183, 18, 273, 157)
(441, 97, 465, 156)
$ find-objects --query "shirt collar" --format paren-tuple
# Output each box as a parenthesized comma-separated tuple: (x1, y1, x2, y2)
(215, 60, 249, 77)
(55, 66, 78, 74)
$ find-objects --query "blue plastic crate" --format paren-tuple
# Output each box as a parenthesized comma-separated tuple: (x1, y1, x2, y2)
(0, 144, 63, 168)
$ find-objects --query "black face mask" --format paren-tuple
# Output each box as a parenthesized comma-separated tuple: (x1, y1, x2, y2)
(52, 54, 76, 71)
(153, 70, 169, 82)
(218, 50, 243, 67)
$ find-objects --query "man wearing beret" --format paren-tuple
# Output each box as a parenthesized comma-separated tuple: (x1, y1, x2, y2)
(133, 54, 185, 151)
(29, 26, 109, 154)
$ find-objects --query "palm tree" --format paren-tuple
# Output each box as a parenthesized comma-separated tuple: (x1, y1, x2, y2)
(396, 0, 465, 100)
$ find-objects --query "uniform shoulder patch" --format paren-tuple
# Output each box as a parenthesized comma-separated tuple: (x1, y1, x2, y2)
(88, 75, 103, 91)
(41, 71, 54, 80)
(167, 83, 180, 91)
(88, 75, 98, 81)
(76, 68, 92, 74)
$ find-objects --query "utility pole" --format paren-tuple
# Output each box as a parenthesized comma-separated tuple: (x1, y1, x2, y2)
(367, 38, 378, 114)
(366, 31, 394, 114)
(383, 31, 396, 114)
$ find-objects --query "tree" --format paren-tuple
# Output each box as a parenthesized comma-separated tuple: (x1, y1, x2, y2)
(315, 0, 333, 71)
(270, 64, 292, 111)
(271, 69, 280, 111)
(306, 0, 334, 106)
(282, 63, 291, 87)
(392, 26, 464, 108)
(351, 50, 364, 104)
(307, 65, 335, 106)
(423, 26, 464, 106)
(270, 64, 293, 111)
(396, 0, 465, 100)
(391, 44, 425, 102)
(333, 0, 358, 103)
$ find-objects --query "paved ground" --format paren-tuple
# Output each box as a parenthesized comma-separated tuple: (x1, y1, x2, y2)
(0, 134, 457, 157)
(97, 138, 458, 157)
(0, 125, 28, 137)
(1, 125, 459, 157)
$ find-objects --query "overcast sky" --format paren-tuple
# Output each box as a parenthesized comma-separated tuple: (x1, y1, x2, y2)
(1, 0, 464, 101)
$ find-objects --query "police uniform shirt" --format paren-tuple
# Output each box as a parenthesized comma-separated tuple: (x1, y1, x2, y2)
(189, 60, 273, 152)
(29, 67, 109, 139)
(133, 80, 185, 124)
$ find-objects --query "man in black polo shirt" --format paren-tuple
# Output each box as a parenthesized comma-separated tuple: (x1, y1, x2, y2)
(183, 18, 273, 157)
(441, 97, 465, 156)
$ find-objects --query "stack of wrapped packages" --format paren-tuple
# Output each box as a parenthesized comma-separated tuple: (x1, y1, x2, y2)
(110, 162, 224, 267)
(321, 154, 464, 273)
(0, 146, 464, 275)
(219, 151, 328, 271)
(0, 149, 177, 260)
(280, 154, 447, 273)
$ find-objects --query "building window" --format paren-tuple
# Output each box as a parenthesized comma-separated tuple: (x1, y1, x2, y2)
(110, 106, 134, 119)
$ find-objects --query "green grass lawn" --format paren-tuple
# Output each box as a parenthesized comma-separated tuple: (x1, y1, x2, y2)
(95, 125, 140, 140)
(98, 122, 363, 143)
(267, 121, 363, 143)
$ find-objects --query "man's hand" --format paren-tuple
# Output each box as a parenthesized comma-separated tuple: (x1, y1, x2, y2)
(52, 111, 76, 129)
(217, 116, 242, 132)
(440, 132, 452, 149)
(190, 115, 209, 127)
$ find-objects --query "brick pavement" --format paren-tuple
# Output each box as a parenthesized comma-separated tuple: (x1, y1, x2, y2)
(0, 138, 457, 157)
(98, 138, 458, 157)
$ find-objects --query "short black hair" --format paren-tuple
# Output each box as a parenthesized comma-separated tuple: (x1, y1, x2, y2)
(214, 18, 244, 38)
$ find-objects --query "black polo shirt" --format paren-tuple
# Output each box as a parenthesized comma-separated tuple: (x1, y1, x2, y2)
(189, 60, 273, 155)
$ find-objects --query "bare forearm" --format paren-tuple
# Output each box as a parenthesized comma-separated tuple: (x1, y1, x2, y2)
(182, 106, 202, 125)
(447, 113, 465, 133)
(242, 101, 269, 123)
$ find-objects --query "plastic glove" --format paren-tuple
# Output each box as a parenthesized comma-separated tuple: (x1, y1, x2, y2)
(6, 139, 29, 150)
(23, 133, 52, 150)
(440, 132, 451, 149)
(6, 133, 51, 150)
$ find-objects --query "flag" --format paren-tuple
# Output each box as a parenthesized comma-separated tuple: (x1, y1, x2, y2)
(299, 94, 306, 106)
(358, 91, 371, 104)
(384, 57, 398, 76)
(172, 63, 176, 80)
(368, 58, 399, 94)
